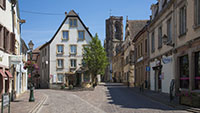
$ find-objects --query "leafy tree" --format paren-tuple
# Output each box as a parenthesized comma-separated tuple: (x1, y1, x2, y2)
(83, 33, 108, 85)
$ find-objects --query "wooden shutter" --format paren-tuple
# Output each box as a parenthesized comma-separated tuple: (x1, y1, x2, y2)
(0, 25, 4, 50)
(10, 33, 15, 54)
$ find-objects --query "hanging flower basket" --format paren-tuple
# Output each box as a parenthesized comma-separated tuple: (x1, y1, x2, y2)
(23, 61, 39, 71)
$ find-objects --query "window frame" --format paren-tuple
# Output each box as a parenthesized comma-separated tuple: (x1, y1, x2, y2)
(194, 0, 200, 27)
(57, 59, 64, 69)
(57, 73, 64, 83)
(70, 59, 77, 68)
(151, 32, 155, 53)
(78, 30, 85, 41)
(69, 19, 78, 27)
(167, 18, 172, 42)
(70, 45, 77, 55)
(62, 30, 69, 40)
(179, 5, 187, 36)
(56, 44, 64, 55)
(158, 26, 162, 49)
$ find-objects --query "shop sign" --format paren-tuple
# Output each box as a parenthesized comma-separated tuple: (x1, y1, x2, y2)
(162, 56, 172, 64)
(10, 55, 22, 65)
(137, 57, 143, 63)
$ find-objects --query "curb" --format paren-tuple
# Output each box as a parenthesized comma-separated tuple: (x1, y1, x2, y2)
(132, 89, 200, 113)
(28, 94, 48, 113)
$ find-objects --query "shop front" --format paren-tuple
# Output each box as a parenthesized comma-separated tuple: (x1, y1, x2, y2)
(175, 40, 200, 107)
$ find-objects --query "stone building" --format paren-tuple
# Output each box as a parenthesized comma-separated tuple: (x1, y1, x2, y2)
(104, 16, 123, 82)
(133, 23, 149, 88)
(173, 0, 200, 106)
(149, 0, 176, 94)
(112, 44, 123, 83)
(122, 19, 147, 87)
(39, 10, 93, 89)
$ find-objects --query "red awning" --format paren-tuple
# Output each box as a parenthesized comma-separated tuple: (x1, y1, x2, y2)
(5, 70, 13, 78)
(0, 69, 7, 78)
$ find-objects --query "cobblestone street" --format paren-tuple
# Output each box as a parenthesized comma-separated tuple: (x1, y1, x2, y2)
(38, 83, 190, 113)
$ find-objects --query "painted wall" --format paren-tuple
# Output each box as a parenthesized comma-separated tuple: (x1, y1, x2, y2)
(50, 16, 92, 83)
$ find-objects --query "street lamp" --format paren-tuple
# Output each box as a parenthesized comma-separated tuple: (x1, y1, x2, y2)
(28, 40, 35, 102)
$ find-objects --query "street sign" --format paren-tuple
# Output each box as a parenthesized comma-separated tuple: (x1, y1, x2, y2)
(3, 94, 9, 107)
(146, 66, 150, 72)
(1, 93, 10, 113)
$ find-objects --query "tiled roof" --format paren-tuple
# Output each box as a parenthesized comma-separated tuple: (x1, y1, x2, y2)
(126, 20, 148, 39)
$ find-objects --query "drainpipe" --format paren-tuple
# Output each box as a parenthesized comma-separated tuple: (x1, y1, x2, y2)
(11, 0, 16, 101)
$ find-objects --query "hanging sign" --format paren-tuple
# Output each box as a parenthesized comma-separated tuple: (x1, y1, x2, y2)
(162, 56, 172, 64)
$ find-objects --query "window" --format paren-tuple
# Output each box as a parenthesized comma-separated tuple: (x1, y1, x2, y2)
(195, 52, 200, 89)
(145, 39, 147, 53)
(57, 59, 64, 69)
(195, 0, 200, 26)
(180, 55, 189, 89)
(57, 74, 64, 83)
(69, 19, 77, 27)
(167, 18, 172, 42)
(158, 26, 162, 48)
(0, 25, 4, 49)
(70, 45, 77, 55)
(57, 45, 64, 54)
(62, 31, 69, 40)
(151, 32, 155, 53)
(84, 74, 90, 82)
(0, 0, 6, 10)
(180, 6, 186, 35)
(70, 59, 77, 68)
(141, 43, 143, 56)
(78, 31, 85, 40)
(138, 45, 140, 57)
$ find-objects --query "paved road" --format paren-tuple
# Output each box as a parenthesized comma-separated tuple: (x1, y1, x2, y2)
(38, 83, 190, 113)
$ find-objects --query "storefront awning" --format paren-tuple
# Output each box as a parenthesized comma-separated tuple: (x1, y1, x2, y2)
(5, 70, 13, 78)
(0, 69, 7, 78)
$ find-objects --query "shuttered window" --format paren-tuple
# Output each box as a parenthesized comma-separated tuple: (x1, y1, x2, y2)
(0, 25, 4, 50)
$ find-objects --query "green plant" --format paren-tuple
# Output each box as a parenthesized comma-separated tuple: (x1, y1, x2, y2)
(61, 84, 65, 89)
(69, 85, 73, 90)
(82, 33, 108, 85)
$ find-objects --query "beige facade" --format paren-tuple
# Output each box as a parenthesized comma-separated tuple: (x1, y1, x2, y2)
(149, 0, 176, 93)
(112, 50, 123, 83)
(133, 26, 149, 88)
(174, 0, 200, 92)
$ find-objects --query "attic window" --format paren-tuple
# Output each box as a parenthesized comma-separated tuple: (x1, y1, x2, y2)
(69, 19, 77, 27)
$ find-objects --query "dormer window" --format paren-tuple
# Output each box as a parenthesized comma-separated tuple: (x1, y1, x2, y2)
(69, 19, 77, 27)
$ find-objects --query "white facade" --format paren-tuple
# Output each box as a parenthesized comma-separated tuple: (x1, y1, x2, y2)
(0, 0, 28, 98)
(47, 10, 92, 87)
(150, 55, 174, 93)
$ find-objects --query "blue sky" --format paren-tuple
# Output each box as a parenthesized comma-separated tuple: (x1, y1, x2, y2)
(19, 0, 157, 49)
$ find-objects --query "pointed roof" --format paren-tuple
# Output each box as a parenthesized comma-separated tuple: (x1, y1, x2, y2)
(68, 10, 78, 16)
(40, 10, 93, 50)
(125, 20, 148, 40)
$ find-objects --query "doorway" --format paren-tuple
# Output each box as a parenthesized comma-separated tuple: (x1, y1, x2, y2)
(153, 65, 162, 92)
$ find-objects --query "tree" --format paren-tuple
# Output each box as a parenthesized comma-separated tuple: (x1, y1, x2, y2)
(83, 33, 108, 86)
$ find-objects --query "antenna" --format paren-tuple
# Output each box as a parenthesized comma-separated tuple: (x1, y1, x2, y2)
(109, 9, 112, 16)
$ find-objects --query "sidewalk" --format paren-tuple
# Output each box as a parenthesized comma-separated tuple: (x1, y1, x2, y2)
(0, 90, 47, 113)
(130, 87, 200, 113)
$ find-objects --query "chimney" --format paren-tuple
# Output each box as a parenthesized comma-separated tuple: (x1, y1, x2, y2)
(65, 12, 67, 16)
(87, 27, 89, 30)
